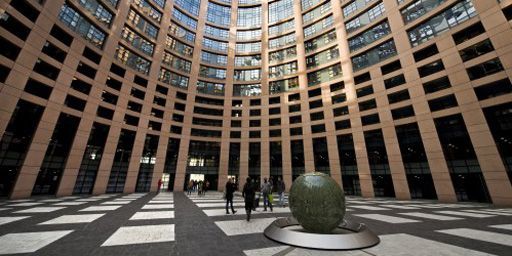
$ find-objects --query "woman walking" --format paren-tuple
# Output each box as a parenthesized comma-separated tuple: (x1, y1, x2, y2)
(242, 177, 255, 221)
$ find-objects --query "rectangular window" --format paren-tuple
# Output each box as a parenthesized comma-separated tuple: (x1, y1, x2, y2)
(418, 59, 444, 78)
(348, 20, 391, 52)
(352, 40, 397, 71)
(466, 58, 504, 81)
(423, 76, 451, 94)
(391, 105, 415, 119)
(474, 78, 512, 100)
(428, 94, 458, 111)
(407, 0, 477, 46)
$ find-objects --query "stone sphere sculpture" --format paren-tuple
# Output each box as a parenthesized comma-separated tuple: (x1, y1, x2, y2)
(288, 172, 346, 233)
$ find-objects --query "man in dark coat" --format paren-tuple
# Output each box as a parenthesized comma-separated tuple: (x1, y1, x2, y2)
(242, 177, 255, 221)
(225, 178, 237, 214)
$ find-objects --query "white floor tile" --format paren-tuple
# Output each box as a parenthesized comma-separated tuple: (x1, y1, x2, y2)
(0, 208, 12, 212)
(354, 214, 420, 224)
(203, 207, 290, 217)
(380, 205, 419, 210)
(101, 201, 132, 205)
(148, 200, 173, 204)
(398, 212, 463, 221)
(363, 233, 492, 256)
(489, 224, 512, 231)
(0, 216, 31, 226)
(435, 211, 495, 218)
(437, 228, 512, 247)
(14, 207, 65, 213)
(7, 202, 43, 207)
(113, 198, 135, 201)
(350, 206, 390, 211)
(0, 230, 73, 254)
(196, 202, 245, 208)
(79, 206, 121, 212)
(53, 202, 87, 206)
(39, 214, 105, 225)
(215, 218, 277, 236)
(129, 211, 174, 220)
(7, 199, 33, 203)
(244, 246, 290, 256)
(141, 204, 174, 210)
(101, 224, 174, 246)
(462, 210, 512, 216)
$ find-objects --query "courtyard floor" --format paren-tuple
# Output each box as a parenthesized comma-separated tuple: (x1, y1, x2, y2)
(0, 191, 511, 255)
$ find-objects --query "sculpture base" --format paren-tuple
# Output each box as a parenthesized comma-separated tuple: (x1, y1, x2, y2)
(264, 217, 380, 250)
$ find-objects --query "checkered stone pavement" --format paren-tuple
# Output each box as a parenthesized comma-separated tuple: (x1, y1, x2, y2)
(0, 191, 511, 255)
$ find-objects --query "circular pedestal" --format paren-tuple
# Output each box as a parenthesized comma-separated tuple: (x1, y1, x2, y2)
(264, 217, 380, 250)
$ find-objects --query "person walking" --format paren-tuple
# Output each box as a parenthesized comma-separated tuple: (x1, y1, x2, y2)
(261, 177, 273, 212)
(157, 178, 162, 194)
(187, 180, 193, 195)
(242, 177, 255, 221)
(225, 178, 237, 214)
(276, 177, 286, 207)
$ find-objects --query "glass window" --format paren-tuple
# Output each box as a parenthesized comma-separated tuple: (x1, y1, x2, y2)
(127, 9, 158, 39)
(237, 29, 262, 41)
(58, 4, 106, 48)
(234, 55, 261, 66)
(269, 19, 295, 36)
(401, 0, 447, 24)
(199, 65, 227, 79)
(172, 8, 198, 29)
(114, 45, 151, 74)
(307, 63, 342, 86)
(174, 0, 200, 16)
(203, 37, 228, 52)
(305, 30, 336, 53)
(269, 0, 294, 24)
(132, 0, 162, 22)
(302, 1, 331, 24)
(169, 22, 196, 43)
(306, 46, 340, 69)
(207, 2, 231, 27)
(196, 81, 225, 96)
(304, 15, 334, 38)
(343, 0, 376, 17)
(269, 77, 299, 94)
(78, 0, 113, 25)
(166, 35, 194, 57)
(162, 51, 192, 73)
(269, 33, 296, 49)
(269, 46, 297, 63)
(234, 69, 261, 81)
(345, 1, 385, 34)
(348, 20, 391, 52)
(407, 0, 477, 47)
(201, 51, 228, 66)
(236, 42, 261, 53)
(238, 6, 261, 27)
(301, 0, 323, 12)
(233, 84, 262, 96)
(205, 25, 229, 39)
(120, 26, 155, 56)
(269, 61, 298, 78)
(351, 40, 397, 71)
(158, 67, 189, 88)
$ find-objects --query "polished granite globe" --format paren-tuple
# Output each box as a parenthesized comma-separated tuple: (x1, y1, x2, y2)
(288, 172, 346, 233)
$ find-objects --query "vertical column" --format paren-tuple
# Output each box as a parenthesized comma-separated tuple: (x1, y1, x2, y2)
(260, 0, 270, 183)
(292, 0, 314, 172)
(218, 2, 239, 190)
(92, 126, 121, 195)
(331, 0, 373, 197)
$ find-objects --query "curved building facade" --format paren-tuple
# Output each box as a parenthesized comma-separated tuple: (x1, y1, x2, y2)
(0, 0, 512, 205)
